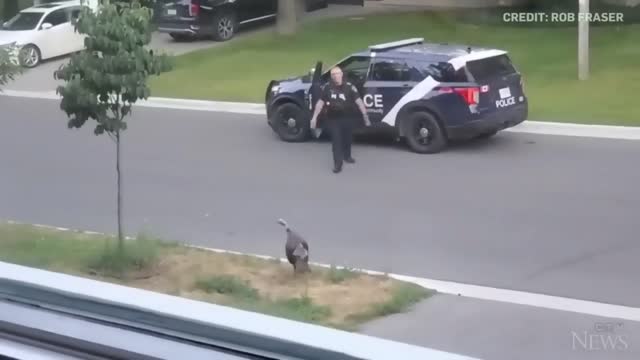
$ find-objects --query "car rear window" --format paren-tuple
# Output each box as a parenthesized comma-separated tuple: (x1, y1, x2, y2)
(465, 54, 517, 82)
(406, 60, 468, 83)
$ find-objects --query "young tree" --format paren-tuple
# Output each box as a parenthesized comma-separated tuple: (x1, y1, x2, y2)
(0, 45, 23, 90)
(55, 0, 171, 252)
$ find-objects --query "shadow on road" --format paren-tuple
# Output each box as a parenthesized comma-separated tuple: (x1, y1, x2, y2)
(309, 128, 535, 154)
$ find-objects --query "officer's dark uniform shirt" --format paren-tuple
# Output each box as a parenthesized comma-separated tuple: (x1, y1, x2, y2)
(321, 81, 359, 118)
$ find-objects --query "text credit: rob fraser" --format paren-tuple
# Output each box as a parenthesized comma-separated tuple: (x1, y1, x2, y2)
(503, 12, 625, 23)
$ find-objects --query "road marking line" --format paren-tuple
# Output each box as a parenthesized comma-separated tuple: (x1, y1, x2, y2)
(504, 120, 640, 140)
(3, 219, 639, 322)
(2, 89, 639, 140)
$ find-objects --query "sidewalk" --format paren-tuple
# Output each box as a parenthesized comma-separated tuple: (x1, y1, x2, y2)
(361, 294, 639, 360)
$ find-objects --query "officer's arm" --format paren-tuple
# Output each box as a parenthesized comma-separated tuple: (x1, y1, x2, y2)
(350, 85, 368, 114)
(311, 99, 324, 120)
(355, 98, 371, 125)
(351, 85, 371, 124)
(355, 97, 368, 115)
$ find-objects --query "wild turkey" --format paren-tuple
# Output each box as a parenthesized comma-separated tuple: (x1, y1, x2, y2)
(277, 218, 310, 274)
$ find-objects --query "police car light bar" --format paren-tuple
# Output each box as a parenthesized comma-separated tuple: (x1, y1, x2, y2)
(369, 38, 424, 52)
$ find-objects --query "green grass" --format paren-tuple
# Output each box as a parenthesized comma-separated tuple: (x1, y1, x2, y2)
(195, 275, 260, 300)
(194, 275, 333, 324)
(88, 233, 164, 278)
(326, 266, 360, 284)
(149, 10, 640, 126)
(344, 282, 434, 326)
(0, 221, 434, 330)
(0, 222, 166, 276)
(0, 222, 106, 270)
(239, 296, 334, 325)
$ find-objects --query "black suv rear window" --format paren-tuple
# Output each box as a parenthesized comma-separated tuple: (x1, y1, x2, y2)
(465, 54, 517, 82)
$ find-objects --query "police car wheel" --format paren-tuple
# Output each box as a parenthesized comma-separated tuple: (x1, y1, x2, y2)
(404, 111, 447, 154)
(212, 12, 237, 41)
(272, 103, 309, 142)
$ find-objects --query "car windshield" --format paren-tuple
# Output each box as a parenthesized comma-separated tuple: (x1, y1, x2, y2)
(2, 12, 44, 31)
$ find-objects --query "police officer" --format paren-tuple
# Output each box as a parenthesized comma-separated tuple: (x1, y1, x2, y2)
(310, 66, 371, 173)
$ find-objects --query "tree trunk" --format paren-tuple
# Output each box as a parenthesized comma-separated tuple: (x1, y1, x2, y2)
(277, 0, 298, 35)
(116, 129, 124, 253)
(295, 0, 305, 22)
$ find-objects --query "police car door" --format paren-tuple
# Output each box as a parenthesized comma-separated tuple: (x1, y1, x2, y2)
(363, 57, 413, 124)
(308, 61, 323, 112)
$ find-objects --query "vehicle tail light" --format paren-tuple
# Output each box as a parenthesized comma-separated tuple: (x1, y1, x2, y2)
(190, 0, 200, 16)
(441, 87, 480, 105)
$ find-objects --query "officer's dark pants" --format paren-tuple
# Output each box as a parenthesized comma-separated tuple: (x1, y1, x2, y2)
(327, 115, 353, 169)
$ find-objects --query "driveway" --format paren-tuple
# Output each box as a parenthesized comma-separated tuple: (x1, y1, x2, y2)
(3, 31, 230, 92)
(4, 3, 418, 93)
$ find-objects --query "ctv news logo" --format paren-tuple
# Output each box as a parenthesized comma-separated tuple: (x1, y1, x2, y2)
(572, 322, 630, 352)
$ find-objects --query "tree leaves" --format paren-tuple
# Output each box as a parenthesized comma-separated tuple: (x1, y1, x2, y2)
(57, 0, 173, 136)
(0, 45, 24, 90)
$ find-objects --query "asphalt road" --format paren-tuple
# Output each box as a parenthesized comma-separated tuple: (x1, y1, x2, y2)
(363, 294, 640, 360)
(1, 96, 640, 308)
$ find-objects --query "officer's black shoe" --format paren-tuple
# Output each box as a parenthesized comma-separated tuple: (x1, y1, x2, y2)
(344, 157, 356, 164)
(333, 165, 342, 173)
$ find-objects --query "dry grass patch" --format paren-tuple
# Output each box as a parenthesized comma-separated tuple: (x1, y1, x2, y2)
(0, 221, 434, 330)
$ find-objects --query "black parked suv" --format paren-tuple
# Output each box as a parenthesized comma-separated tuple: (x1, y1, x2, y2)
(156, 0, 329, 42)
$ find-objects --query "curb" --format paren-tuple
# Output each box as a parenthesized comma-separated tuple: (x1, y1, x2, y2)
(2, 89, 639, 140)
(4, 219, 640, 322)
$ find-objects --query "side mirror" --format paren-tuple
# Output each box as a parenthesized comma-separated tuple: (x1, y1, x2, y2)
(41, 23, 53, 30)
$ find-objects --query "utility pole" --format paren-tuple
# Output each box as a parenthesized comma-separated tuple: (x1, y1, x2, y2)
(578, 0, 590, 80)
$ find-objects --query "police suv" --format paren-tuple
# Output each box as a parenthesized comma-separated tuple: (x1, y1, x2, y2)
(265, 38, 528, 154)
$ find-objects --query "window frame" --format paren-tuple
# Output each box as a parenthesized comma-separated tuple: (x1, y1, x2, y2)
(321, 55, 372, 86)
(404, 59, 469, 83)
(368, 57, 413, 83)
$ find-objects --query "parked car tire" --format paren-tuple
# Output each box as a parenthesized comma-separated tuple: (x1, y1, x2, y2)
(403, 111, 447, 154)
(212, 10, 237, 41)
(271, 102, 310, 142)
(19, 44, 41, 68)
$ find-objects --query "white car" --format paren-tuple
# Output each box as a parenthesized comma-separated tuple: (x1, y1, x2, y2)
(0, 1, 88, 68)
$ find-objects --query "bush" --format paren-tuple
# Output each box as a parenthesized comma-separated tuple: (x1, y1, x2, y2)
(0, 45, 23, 89)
